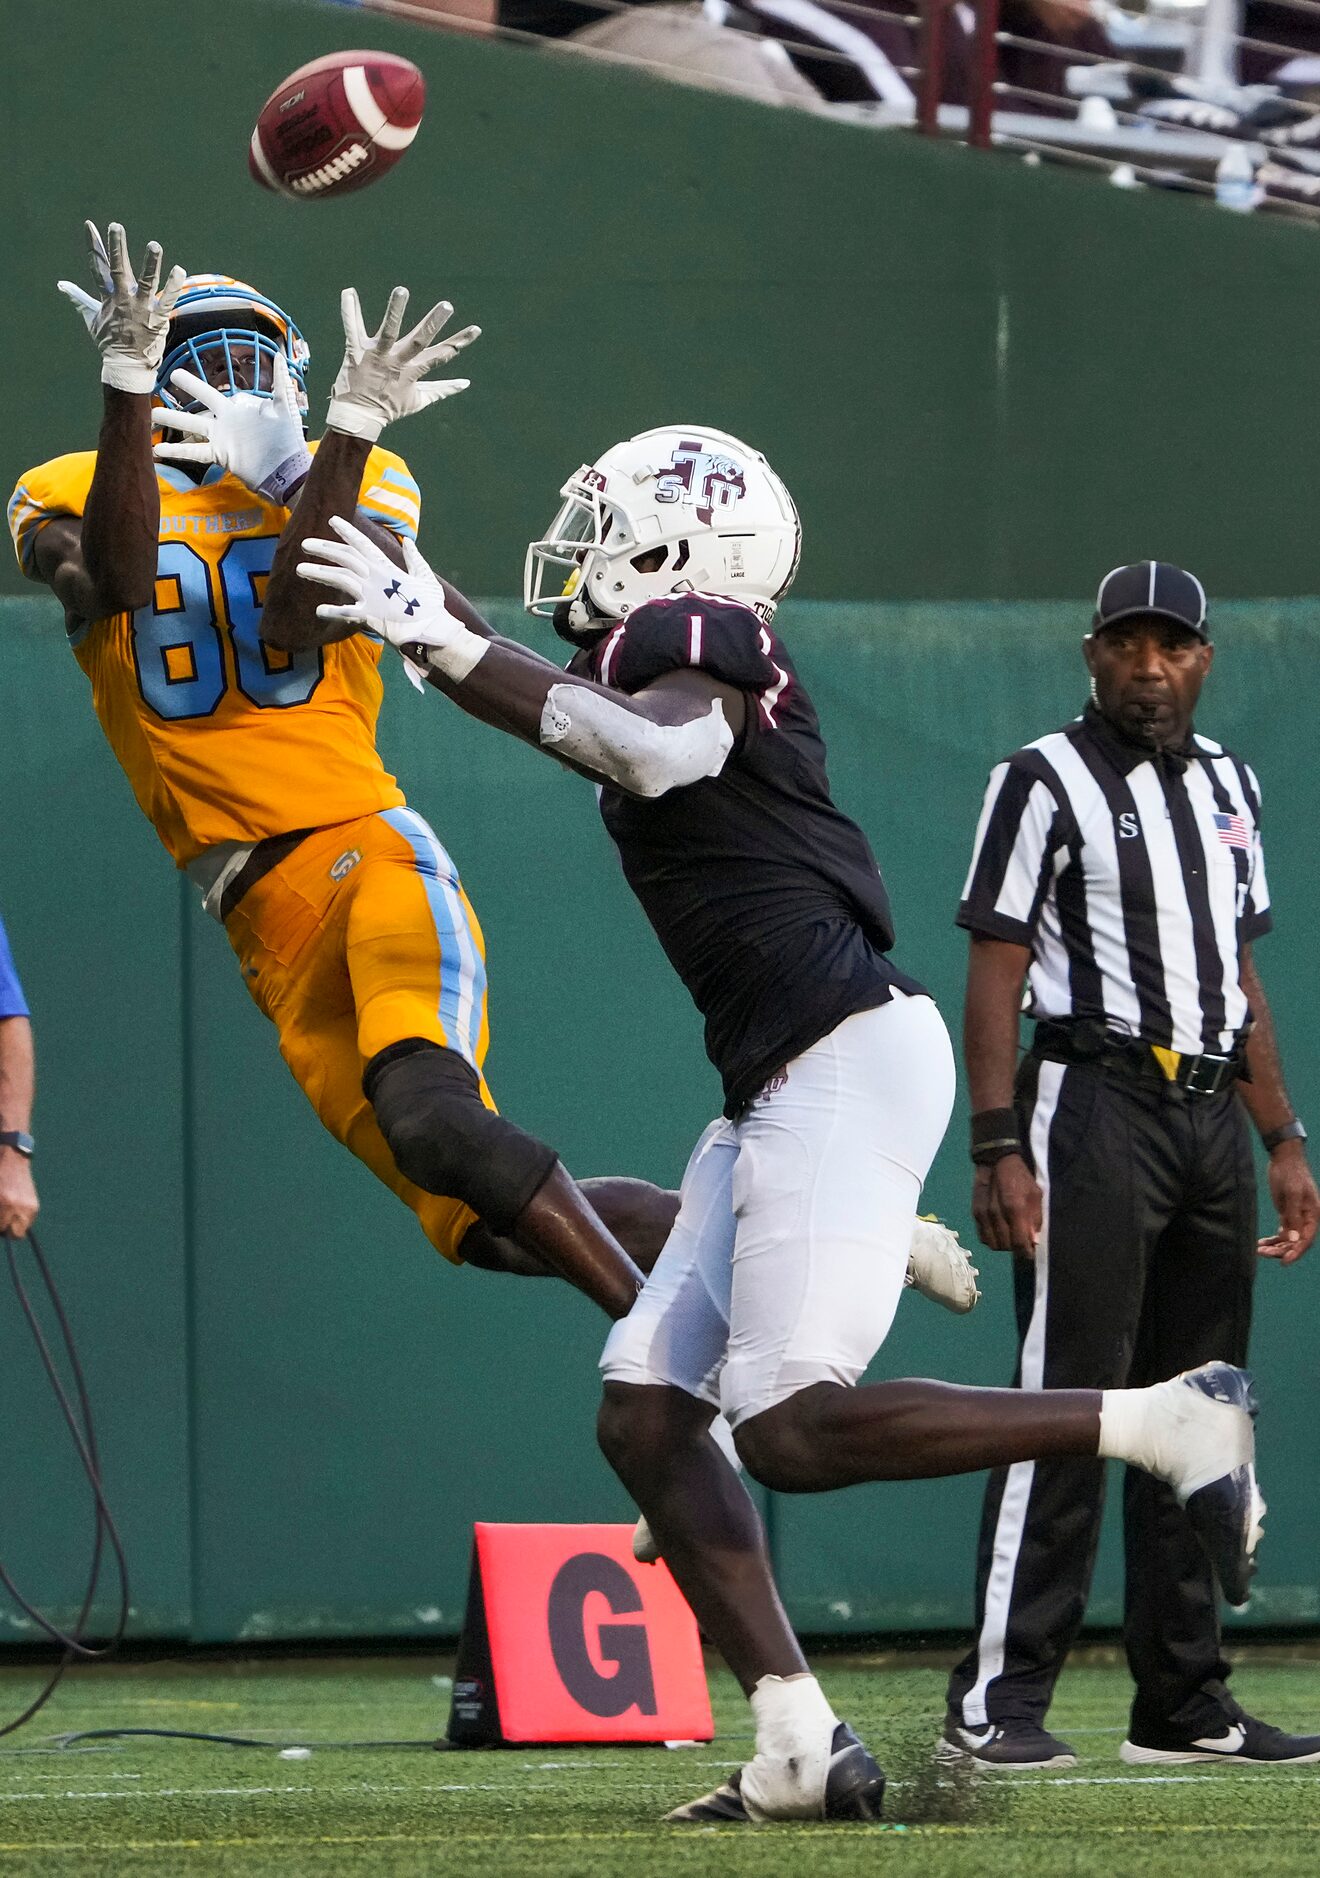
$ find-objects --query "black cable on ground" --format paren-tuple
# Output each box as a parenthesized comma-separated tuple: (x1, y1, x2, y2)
(0, 1228, 129, 1737)
(50, 1728, 444, 1751)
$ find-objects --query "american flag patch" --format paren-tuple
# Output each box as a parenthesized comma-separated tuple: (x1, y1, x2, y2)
(1213, 812, 1250, 850)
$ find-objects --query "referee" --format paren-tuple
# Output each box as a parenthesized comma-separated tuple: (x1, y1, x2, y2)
(943, 563, 1320, 1769)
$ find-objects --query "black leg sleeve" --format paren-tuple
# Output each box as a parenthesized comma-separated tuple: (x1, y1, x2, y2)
(364, 1040, 558, 1238)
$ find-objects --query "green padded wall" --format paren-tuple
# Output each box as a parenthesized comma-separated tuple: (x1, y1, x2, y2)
(0, 606, 190, 1638)
(2, 594, 1316, 1639)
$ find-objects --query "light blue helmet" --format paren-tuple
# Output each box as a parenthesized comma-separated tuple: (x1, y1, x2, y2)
(155, 274, 310, 415)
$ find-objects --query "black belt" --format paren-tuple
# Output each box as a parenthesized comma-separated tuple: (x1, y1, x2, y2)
(219, 828, 315, 922)
(1031, 1019, 1247, 1098)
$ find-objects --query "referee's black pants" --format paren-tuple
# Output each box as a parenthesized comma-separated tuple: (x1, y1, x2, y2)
(946, 1054, 1257, 1738)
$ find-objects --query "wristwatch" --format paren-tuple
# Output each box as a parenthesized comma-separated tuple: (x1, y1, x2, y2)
(1261, 1119, 1307, 1153)
(0, 1130, 34, 1158)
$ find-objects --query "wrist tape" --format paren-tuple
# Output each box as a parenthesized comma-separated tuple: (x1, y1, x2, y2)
(326, 398, 384, 443)
(101, 358, 157, 395)
(411, 632, 489, 685)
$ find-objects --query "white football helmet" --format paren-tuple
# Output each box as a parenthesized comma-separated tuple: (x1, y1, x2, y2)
(525, 424, 801, 642)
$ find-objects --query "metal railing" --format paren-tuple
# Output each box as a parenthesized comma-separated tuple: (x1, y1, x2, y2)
(910, 0, 1320, 223)
(355, 0, 1320, 221)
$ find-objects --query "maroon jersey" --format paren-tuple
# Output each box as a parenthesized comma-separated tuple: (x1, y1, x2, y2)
(577, 594, 926, 1115)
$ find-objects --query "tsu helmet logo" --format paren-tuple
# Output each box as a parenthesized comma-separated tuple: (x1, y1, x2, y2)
(655, 440, 747, 525)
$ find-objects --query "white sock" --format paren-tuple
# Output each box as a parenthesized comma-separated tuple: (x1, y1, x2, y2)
(740, 1675, 839, 1820)
(749, 1673, 837, 1762)
(1098, 1386, 1155, 1468)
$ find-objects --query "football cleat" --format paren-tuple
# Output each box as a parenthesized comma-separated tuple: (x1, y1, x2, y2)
(938, 1717, 1077, 1769)
(667, 1722, 885, 1823)
(1121, 1710, 1320, 1766)
(905, 1217, 981, 1314)
(666, 1771, 751, 1824)
(1141, 1363, 1264, 1607)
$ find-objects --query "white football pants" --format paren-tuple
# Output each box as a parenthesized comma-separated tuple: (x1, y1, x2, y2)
(601, 991, 956, 1428)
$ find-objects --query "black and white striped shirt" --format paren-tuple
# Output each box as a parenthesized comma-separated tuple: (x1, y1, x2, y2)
(959, 705, 1270, 1055)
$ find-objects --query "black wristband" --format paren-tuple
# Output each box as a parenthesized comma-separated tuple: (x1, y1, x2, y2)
(1262, 1119, 1307, 1153)
(971, 1107, 1019, 1150)
(972, 1142, 1027, 1168)
(970, 1106, 1024, 1167)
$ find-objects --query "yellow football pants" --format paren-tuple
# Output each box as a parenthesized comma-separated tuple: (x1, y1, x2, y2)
(224, 807, 492, 1262)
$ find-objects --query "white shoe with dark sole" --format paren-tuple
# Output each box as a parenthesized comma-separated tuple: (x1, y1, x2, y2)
(667, 1722, 886, 1823)
(1142, 1362, 1263, 1607)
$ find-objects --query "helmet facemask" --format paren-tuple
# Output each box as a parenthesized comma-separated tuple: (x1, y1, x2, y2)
(524, 472, 612, 642)
(154, 280, 311, 423)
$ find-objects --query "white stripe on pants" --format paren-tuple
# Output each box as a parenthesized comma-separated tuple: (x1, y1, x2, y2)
(959, 1059, 1063, 1729)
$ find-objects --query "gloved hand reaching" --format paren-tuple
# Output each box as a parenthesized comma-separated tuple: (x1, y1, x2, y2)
(154, 354, 312, 504)
(326, 286, 479, 443)
(58, 220, 186, 395)
(297, 514, 488, 683)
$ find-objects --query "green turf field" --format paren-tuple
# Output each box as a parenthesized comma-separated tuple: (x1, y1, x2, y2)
(0, 1648, 1316, 1876)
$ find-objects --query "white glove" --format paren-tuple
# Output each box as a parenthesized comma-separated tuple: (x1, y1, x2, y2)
(153, 355, 312, 504)
(296, 515, 489, 684)
(58, 219, 186, 394)
(326, 286, 479, 442)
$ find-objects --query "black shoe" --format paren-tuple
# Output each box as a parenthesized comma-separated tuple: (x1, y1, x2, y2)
(667, 1722, 885, 1823)
(939, 1716, 1078, 1770)
(1122, 1712, 1320, 1766)
(823, 1723, 887, 1820)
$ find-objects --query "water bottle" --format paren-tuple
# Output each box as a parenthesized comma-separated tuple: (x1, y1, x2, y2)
(1215, 144, 1262, 213)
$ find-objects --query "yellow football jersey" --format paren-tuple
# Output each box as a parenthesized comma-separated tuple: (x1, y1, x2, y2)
(7, 445, 421, 865)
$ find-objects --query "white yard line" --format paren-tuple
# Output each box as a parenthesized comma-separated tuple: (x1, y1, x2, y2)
(0, 1779, 691, 1803)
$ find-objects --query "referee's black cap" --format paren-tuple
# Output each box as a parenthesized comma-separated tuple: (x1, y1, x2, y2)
(1093, 561, 1209, 641)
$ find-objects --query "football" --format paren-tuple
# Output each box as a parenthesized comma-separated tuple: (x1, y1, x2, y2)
(249, 50, 425, 201)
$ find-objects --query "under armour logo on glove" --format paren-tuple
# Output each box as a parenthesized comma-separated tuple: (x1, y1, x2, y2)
(296, 515, 490, 686)
(383, 576, 421, 615)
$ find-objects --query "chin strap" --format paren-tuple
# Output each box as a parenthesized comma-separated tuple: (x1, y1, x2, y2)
(552, 600, 611, 649)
